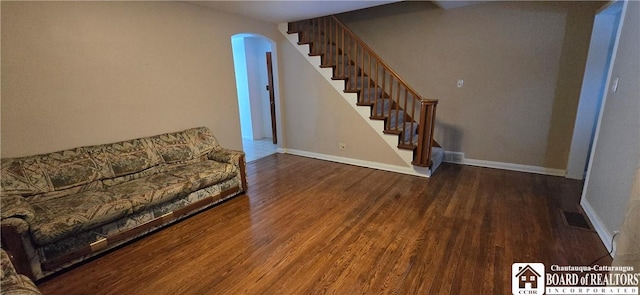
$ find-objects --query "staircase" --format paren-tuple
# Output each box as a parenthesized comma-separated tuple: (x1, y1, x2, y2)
(283, 16, 444, 176)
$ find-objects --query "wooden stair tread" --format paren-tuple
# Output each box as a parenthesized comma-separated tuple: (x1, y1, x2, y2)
(398, 143, 417, 150)
(289, 18, 438, 170)
(383, 129, 402, 135)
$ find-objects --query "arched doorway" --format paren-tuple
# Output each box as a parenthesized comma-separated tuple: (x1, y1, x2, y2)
(231, 33, 280, 162)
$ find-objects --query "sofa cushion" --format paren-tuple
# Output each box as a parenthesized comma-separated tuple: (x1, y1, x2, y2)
(25, 180, 105, 204)
(1, 158, 48, 196)
(101, 165, 164, 188)
(149, 132, 196, 164)
(167, 161, 238, 191)
(30, 190, 133, 245)
(108, 173, 189, 212)
(1, 148, 102, 196)
(183, 127, 222, 157)
(85, 138, 162, 178)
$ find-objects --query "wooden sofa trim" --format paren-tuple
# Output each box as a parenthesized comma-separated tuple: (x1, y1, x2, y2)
(41, 186, 240, 272)
(1, 225, 35, 279)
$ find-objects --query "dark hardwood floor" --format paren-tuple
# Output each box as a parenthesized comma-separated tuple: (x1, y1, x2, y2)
(37, 154, 610, 294)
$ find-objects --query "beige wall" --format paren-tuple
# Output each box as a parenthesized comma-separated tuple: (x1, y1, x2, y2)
(1, 1, 281, 158)
(279, 39, 407, 166)
(338, 1, 602, 169)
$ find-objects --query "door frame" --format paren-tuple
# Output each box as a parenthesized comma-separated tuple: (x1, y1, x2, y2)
(266, 52, 278, 144)
(565, 1, 623, 179)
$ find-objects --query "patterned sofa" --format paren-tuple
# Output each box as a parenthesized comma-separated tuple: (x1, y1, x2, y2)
(1, 249, 41, 294)
(0, 127, 247, 280)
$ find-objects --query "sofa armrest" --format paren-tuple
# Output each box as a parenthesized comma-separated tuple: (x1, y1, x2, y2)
(208, 149, 244, 166)
(1, 195, 35, 222)
(1, 218, 36, 280)
(0, 218, 30, 234)
(208, 149, 247, 192)
(1, 249, 42, 295)
(1, 196, 37, 280)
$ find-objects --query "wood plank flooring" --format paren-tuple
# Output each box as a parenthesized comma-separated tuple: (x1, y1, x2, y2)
(37, 154, 610, 294)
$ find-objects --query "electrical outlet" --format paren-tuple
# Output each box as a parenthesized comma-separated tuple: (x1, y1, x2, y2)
(339, 143, 347, 151)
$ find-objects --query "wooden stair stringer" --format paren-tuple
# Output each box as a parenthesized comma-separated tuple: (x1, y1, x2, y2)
(279, 23, 432, 177)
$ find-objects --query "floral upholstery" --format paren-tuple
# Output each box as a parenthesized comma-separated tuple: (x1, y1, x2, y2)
(39, 177, 240, 263)
(1, 195, 35, 221)
(0, 148, 102, 196)
(149, 131, 197, 164)
(208, 149, 245, 167)
(108, 173, 189, 212)
(86, 138, 162, 178)
(167, 161, 238, 191)
(30, 190, 134, 245)
(0, 127, 246, 280)
(1, 249, 41, 295)
(184, 126, 223, 156)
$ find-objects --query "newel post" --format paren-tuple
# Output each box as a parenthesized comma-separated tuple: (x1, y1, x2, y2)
(412, 100, 437, 168)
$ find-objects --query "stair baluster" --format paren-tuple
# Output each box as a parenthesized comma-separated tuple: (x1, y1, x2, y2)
(288, 16, 439, 168)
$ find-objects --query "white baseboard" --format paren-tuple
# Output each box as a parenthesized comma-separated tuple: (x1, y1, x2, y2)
(280, 148, 431, 178)
(443, 151, 465, 164)
(463, 158, 567, 177)
(580, 198, 616, 255)
(278, 23, 415, 167)
(281, 148, 566, 178)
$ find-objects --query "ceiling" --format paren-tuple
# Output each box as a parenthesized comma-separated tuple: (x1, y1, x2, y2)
(185, 1, 484, 24)
(184, 1, 404, 24)
(431, 0, 481, 10)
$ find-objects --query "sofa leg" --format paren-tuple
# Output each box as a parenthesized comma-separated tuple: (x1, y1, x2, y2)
(1, 225, 36, 280)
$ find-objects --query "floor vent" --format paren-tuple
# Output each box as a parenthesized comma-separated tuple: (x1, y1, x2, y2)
(560, 210, 594, 231)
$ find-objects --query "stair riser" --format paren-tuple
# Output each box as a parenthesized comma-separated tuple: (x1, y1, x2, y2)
(360, 88, 383, 104)
(347, 77, 372, 90)
(284, 21, 439, 175)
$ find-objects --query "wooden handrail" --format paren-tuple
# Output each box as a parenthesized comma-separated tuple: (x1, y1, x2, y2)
(331, 16, 438, 104)
(289, 16, 438, 168)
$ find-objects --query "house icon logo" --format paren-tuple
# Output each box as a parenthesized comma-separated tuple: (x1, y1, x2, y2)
(512, 263, 545, 294)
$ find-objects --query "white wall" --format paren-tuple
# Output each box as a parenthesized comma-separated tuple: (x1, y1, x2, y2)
(582, 0, 640, 250)
(567, 7, 621, 180)
(244, 37, 272, 140)
(232, 36, 254, 140)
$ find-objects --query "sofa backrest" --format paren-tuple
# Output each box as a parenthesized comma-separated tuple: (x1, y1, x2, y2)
(85, 137, 163, 179)
(148, 127, 221, 164)
(1, 148, 103, 196)
(1, 127, 221, 198)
